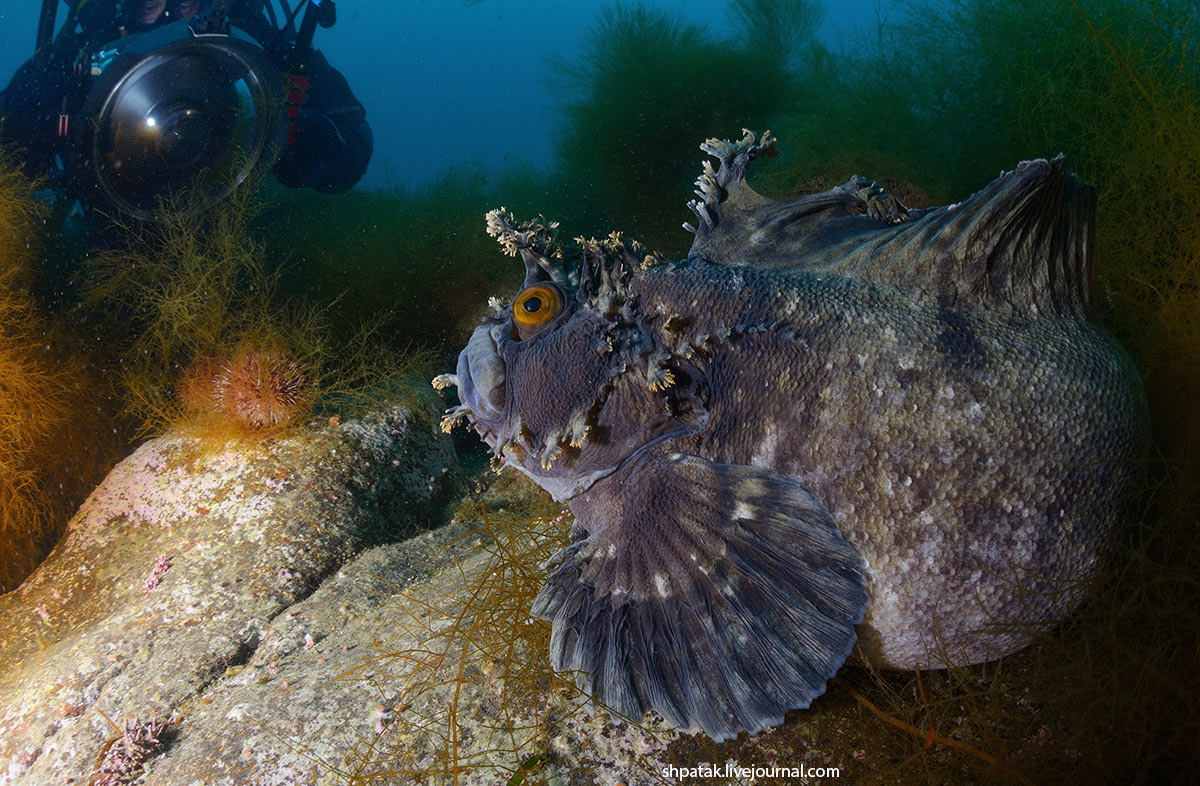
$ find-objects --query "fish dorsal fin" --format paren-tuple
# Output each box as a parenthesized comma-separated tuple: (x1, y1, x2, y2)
(686, 131, 1097, 319)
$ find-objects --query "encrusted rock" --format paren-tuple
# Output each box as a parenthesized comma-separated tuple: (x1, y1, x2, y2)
(0, 405, 685, 785)
(0, 406, 459, 785)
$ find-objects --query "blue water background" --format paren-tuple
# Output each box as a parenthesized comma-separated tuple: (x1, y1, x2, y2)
(0, 0, 885, 188)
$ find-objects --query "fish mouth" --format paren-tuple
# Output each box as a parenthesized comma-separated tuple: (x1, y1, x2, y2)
(455, 324, 507, 439)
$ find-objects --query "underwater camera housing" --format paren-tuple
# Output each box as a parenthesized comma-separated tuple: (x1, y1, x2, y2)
(74, 20, 285, 221)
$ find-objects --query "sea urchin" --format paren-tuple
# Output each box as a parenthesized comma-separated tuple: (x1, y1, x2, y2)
(212, 347, 309, 428)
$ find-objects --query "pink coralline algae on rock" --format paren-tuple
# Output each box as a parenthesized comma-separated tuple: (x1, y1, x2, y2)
(142, 555, 171, 593)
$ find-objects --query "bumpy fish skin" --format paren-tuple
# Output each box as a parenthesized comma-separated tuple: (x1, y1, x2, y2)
(438, 132, 1149, 742)
(612, 257, 1143, 667)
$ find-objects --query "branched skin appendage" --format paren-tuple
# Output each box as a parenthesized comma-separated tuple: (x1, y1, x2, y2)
(684, 128, 778, 235)
(485, 208, 562, 261)
(853, 181, 910, 225)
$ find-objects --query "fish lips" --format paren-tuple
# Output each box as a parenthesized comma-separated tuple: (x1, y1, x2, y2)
(455, 323, 508, 437)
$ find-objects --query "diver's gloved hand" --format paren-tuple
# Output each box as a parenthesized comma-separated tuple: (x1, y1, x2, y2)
(272, 50, 372, 194)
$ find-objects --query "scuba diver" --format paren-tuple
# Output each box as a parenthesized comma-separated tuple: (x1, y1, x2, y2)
(0, 0, 372, 221)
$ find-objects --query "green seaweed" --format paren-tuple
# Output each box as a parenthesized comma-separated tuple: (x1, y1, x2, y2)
(253, 166, 547, 364)
(546, 2, 811, 253)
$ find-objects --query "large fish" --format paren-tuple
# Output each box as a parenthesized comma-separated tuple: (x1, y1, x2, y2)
(435, 131, 1149, 741)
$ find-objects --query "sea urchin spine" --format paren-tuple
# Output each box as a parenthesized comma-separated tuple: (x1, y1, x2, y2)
(213, 347, 309, 428)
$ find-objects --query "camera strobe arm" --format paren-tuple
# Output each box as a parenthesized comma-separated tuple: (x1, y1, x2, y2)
(293, 0, 336, 66)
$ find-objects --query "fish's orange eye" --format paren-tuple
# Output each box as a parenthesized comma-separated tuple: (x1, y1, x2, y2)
(512, 284, 563, 338)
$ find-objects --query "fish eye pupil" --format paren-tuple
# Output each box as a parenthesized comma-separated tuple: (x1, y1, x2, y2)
(522, 296, 543, 313)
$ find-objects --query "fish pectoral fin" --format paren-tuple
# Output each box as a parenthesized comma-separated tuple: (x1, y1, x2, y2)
(531, 450, 867, 741)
